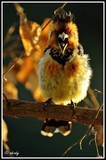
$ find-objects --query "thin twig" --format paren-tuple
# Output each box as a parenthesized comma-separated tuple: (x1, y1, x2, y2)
(3, 3, 67, 78)
(88, 87, 101, 109)
(3, 93, 11, 108)
(42, 3, 67, 31)
(3, 52, 24, 77)
(3, 22, 18, 45)
(62, 103, 103, 157)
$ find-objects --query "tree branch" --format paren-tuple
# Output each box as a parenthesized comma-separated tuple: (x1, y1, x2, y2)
(3, 99, 103, 125)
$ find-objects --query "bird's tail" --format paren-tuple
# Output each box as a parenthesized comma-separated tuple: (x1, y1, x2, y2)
(41, 119, 72, 137)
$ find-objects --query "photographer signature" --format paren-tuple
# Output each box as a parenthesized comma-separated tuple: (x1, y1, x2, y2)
(4, 150, 19, 156)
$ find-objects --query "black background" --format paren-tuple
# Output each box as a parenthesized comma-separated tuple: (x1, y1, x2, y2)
(2, 2, 103, 158)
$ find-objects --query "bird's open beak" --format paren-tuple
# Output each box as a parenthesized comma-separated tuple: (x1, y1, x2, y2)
(58, 32, 69, 54)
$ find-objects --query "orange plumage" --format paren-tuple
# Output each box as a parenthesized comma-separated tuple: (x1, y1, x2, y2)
(38, 9, 93, 137)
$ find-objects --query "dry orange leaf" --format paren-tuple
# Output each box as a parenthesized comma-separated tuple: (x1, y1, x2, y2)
(19, 12, 42, 56)
(3, 81, 18, 99)
(39, 18, 52, 50)
(16, 55, 35, 83)
(17, 13, 52, 102)
(95, 125, 103, 147)
(4, 4, 52, 102)
(24, 69, 44, 102)
(33, 86, 44, 102)
(2, 119, 8, 143)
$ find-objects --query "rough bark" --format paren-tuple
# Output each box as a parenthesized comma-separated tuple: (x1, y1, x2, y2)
(3, 99, 103, 125)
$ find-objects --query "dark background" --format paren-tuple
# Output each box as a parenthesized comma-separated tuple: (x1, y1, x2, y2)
(2, 2, 103, 158)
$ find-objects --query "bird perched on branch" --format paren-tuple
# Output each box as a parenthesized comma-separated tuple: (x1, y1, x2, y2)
(38, 9, 92, 137)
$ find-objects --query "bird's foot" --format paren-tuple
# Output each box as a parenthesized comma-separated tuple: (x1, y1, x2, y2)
(68, 101, 76, 115)
(44, 98, 53, 111)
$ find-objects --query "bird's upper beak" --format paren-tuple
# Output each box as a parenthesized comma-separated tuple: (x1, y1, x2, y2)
(58, 32, 69, 54)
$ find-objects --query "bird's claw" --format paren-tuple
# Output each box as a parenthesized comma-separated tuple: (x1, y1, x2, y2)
(44, 98, 53, 111)
(68, 101, 76, 115)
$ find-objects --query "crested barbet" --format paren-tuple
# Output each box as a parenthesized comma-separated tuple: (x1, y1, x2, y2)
(38, 9, 92, 137)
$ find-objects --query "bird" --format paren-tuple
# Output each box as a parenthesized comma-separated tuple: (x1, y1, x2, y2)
(38, 9, 93, 137)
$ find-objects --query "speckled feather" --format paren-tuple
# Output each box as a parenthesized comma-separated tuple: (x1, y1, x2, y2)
(38, 46, 92, 105)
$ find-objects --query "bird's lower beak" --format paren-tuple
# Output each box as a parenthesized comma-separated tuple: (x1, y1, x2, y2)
(58, 42, 68, 54)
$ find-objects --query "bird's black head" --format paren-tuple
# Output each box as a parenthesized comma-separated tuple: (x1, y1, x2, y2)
(54, 9, 75, 23)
